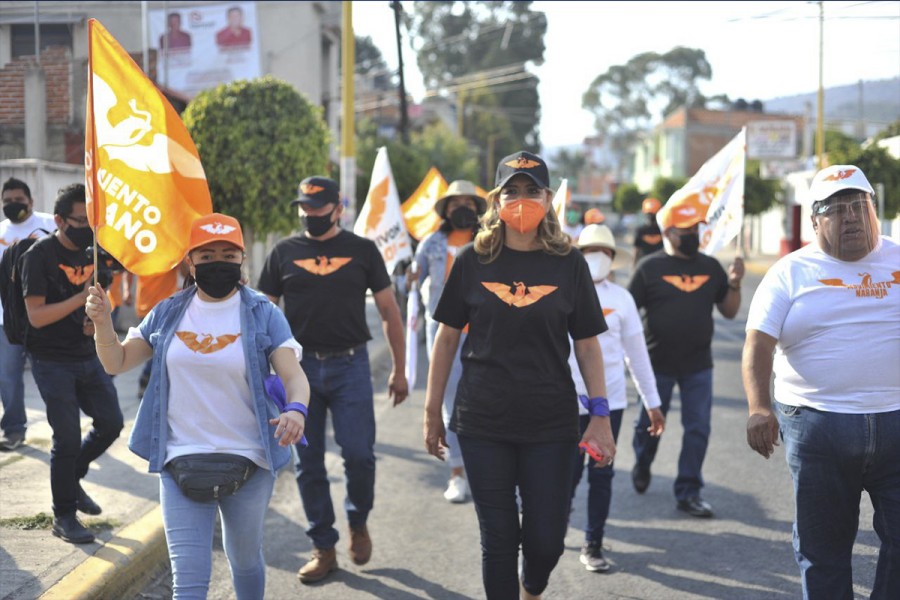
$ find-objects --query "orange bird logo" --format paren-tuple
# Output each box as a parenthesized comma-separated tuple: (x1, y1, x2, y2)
(364, 177, 389, 233)
(301, 183, 324, 195)
(823, 168, 856, 182)
(642, 234, 662, 245)
(505, 157, 540, 169)
(818, 271, 900, 299)
(58, 264, 95, 286)
(176, 331, 241, 354)
(481, 281, 558, 307)
(294, 256, 352, 276)
(662, 274, 710, 293)
(602, 308, 615, 317)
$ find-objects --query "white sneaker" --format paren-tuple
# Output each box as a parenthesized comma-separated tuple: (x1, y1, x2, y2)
(443, 475, 468, 503)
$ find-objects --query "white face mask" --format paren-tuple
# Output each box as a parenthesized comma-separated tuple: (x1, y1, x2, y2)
(585, 252, 613, 282)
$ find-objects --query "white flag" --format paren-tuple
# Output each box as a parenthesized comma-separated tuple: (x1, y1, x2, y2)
(552, 178, 569, 222)
(672, 128, 745, 255)
(354, 147, 413, 272)
(405, 284, 419, 390)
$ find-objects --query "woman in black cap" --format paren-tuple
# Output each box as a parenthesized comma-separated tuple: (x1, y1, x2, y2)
(424, 151, 615, 600)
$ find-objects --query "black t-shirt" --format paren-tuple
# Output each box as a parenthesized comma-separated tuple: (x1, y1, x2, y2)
(628, 252, 728, 376)
(20, 235, 95, 361)
(257, 230, 392, 352)
(434, 244, 607, 444)
(633, 222, 664, 261)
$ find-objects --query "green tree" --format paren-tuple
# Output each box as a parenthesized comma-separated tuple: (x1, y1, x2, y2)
(744, 160, 783, 216)
(356, 35, 392, 91)
(650, 176, 688, 205)
(413, 122, 481, 183)
(872, 118, 900, 143)
(829, 143, 900, 219)
(613, 182, 644, 214)
(183, 77, 331, 244)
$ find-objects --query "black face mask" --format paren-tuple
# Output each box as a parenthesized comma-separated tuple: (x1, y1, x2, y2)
(678, 232, 700, 257)
(302, 205, 337, 237)
(3, 202, 29, 222)
(66, 224, 94, 250)
(449, 207, 478, 230)
(194, 261, 242, 298)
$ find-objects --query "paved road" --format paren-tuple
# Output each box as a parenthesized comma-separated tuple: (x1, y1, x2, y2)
(136, 266, 880, 599)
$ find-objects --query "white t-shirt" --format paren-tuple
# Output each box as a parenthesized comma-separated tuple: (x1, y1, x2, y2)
(0, 212, 56, 325)
(127, 291, 302, 468)
(746, 237, 900, 414)
(569, 279, 661, 412)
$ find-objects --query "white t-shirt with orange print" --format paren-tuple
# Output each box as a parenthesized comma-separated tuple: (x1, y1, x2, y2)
(747, 237, 900, 414)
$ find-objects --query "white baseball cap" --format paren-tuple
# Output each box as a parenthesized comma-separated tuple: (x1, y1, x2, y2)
(808, 165, 874, 205)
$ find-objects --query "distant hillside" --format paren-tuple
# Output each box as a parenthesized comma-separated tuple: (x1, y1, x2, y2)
(764, 77, 900, 124)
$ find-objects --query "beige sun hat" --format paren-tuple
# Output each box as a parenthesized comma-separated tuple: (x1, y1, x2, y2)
(576, 224, 632, 271)
(433, 180, 487, 217)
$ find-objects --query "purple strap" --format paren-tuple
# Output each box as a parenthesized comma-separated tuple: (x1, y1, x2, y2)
(265, 374, 308, 447)
(578, 394, 611, 417)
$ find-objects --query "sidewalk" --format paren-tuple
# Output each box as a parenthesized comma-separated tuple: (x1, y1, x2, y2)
(0, 298, 393, 600)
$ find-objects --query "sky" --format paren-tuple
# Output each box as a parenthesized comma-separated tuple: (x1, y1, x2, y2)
(352, 1, 900, 149)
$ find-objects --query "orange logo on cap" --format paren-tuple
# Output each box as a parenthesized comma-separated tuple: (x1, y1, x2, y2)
(505, 157, 540, 170)
(662, 274, 710, 293)
(823, 169, 857, 182)
(200, 222, 236, 236)
(818, 271, 899, 299)
(58, 264, 95, 286)
(482, 281, 558, 307)
(294, 256, 352, 276)
(176, 331, 241, 354)
(301, 183, 324, 195)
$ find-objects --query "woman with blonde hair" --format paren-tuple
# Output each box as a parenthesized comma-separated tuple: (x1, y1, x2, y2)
(424, 151, 615, 600)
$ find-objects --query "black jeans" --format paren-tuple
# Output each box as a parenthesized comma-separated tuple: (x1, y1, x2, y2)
(459, 434, 577, 599)
(32, 356, 123, 516)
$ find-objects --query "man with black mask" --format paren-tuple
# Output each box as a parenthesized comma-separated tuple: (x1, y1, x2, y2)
(257, 176, 408, 582)
(412, 180, 485, 504)
(627, 190, 743, 518)
(19, 183, 123, 543)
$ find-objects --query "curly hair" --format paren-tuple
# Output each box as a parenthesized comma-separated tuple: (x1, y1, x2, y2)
(474, 187, 572, 263)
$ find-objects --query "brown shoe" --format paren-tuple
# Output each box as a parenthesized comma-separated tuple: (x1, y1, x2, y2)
(348, 525, 372, 565)
(297, 547, 337, 583)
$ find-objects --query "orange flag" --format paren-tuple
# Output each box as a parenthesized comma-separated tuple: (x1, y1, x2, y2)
(85, 19, 212, 276)
(401, 167, 448, 241)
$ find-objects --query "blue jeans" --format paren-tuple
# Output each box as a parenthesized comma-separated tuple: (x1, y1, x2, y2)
(31, 356, 123, 516)
(776, 402, 900, 600)
(160, 467, 276, 600)
(459, 434, 577, 599)
(572, 410, 624, 545)
(0, 334, 28, 436)
(426, 317, 464, 469)
(633, 368, 712, 501)
(294, 346, 376, 549)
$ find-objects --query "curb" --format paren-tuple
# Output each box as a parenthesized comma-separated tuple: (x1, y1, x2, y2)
(39, 507, 166, 600)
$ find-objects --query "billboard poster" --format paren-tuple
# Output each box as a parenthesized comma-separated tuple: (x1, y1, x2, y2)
(746, 120, 798, 160)
(149, 2, 261, 97)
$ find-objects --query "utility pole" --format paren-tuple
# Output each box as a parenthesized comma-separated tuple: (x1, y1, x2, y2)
(816, 0, 824, 168)
(341, 1, 356, 222)
(391, 1, 409, 144)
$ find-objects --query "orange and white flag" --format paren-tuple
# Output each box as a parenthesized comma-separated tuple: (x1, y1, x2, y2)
(353, 147, 413, 272)
(552, 178, 570, 222)
(85, 19, 212, 276)
(401, 167, 448, 241)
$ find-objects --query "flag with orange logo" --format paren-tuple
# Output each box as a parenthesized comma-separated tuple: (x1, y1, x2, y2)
(552, 178, 570, 223)
(668, 128, 745, 256)
(85, 19, 212, 277)
(354, 147, 413, 272)
(401, 167, 448, 241)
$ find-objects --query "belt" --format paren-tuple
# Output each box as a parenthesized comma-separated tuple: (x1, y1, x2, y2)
(308, 344, 363, 360)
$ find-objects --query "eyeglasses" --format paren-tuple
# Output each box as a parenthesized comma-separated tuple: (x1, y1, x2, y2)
(814, 194, 872, 217)
(65, 215, 90, 227)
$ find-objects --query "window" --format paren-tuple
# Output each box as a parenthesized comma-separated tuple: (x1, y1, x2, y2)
(11, 24, 73, 59)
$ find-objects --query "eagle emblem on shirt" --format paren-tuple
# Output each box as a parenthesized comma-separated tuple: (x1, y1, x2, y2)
(481, 281, 558, 307)
(294, 256, 352, 276)
(58, 264, 94, 286)
(176, 331, 241, 354)
(662, 274, 710, 293)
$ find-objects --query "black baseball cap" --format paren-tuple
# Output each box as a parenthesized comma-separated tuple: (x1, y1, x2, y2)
(291, 176, 340, 209)
(494, 151, 550, 190)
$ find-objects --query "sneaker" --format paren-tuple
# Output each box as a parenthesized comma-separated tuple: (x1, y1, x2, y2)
(52, 513, 95, 544)
(580, 542, 611, 572)
(297, 547, 338, 583)
(348, 525, 372, 565)
(443, 475, 468, 503)
(0, 431, 25, 451)
(676, 496, 714, 518)
(631, 464, 651, 494)
(77, 484, 102, 515)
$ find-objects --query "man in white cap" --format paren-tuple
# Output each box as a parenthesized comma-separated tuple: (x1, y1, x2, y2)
(743, 164, 900, 598)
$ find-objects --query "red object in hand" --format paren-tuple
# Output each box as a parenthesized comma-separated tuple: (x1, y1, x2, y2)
(579, 441, 605, 464)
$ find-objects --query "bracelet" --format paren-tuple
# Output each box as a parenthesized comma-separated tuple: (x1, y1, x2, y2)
(94, 337, 119, 347)
(578, 395, 610, 417)
(283, 402, 308, 417)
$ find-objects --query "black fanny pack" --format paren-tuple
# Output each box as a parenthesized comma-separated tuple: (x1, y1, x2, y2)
(165, 453, 258, 502)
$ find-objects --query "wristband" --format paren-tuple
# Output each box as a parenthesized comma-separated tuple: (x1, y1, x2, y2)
(283, 402, 308, 417)
(578, 395, 610, 417)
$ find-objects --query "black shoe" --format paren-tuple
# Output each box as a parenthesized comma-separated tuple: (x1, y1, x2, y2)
(631, 465, 651, 494)
(52, 513, 95, 544)
(579, 542, 611, 572)
(677, 497, 714, 518)
(77, 484, 102, 515)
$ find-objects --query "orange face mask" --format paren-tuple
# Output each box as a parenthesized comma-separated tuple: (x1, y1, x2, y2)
(499, 199, 546, 234)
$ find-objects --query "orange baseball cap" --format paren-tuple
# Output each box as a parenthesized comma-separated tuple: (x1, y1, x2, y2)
(642, 197, 661, 214)
(187, 213, 245, 253)
(584, 208, 605, 224)
(657, 191, 707, 230)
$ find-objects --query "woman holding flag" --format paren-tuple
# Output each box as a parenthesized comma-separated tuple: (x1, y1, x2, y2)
(85, 213, 309, 599)
(424, 151, 615, 600)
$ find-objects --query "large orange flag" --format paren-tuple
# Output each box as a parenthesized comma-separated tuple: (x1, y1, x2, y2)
(401, 167, 448, 241)
(85, 19, 212, 276)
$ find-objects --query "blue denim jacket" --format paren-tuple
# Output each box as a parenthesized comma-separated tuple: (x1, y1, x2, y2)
(414, 229, 449, 319)
(128, 285, 296, 475)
